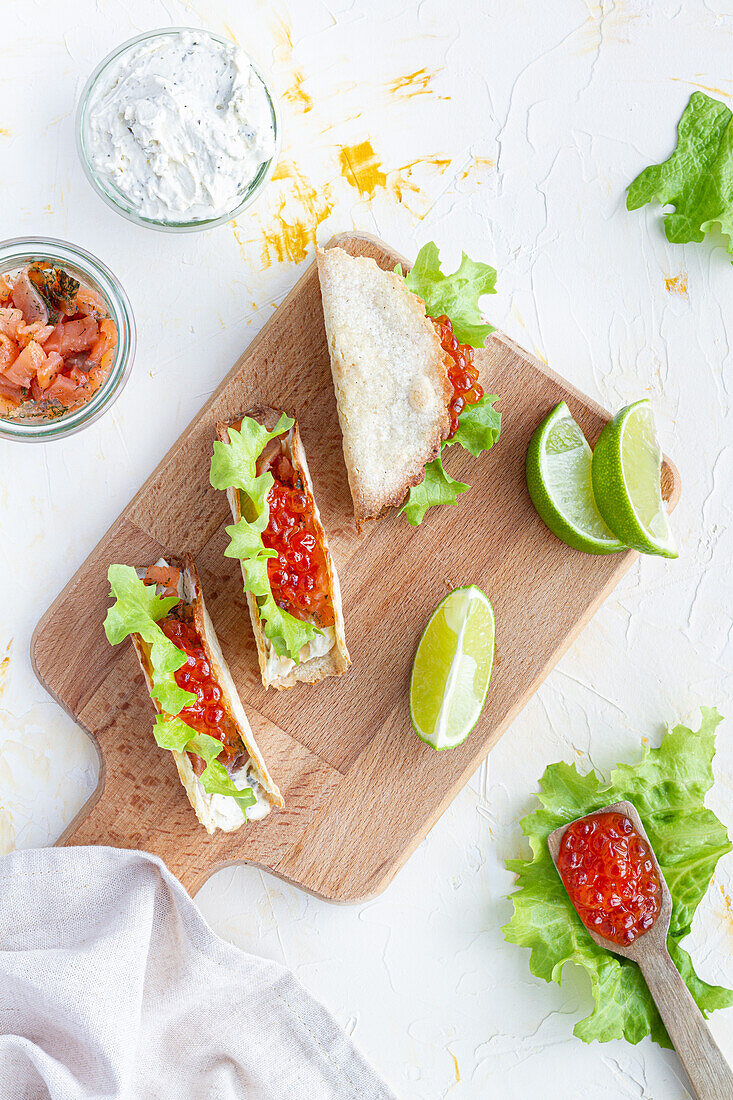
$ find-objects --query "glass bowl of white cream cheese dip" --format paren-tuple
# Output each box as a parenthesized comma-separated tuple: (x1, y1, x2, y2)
(76, 28, 281, 232)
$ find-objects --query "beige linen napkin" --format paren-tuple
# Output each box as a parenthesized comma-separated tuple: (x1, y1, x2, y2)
(0, 846, 395, 1100)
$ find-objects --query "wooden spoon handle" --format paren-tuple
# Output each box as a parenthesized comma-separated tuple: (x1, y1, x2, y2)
(639, 947, 733, 1100)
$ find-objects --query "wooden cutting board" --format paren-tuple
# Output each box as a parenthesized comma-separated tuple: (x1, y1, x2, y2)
(32, 232, 680, 902)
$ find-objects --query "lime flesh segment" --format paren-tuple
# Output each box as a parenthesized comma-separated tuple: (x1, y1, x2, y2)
(525, 402, 625, 555)
(410, 586, 495, 750)
(591, 399, 677, 558)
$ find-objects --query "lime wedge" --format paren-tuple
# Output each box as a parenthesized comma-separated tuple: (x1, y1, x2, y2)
(410, 586, 495, 750)
(591, 399, 677, 558)
(525, 402, 626, 555)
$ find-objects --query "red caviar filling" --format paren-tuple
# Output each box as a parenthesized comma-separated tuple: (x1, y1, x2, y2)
(261, 447, 334, 626)
(160, 616, 246, 771)
(557, 811, 661, 945)
(431, 314, 484, 437)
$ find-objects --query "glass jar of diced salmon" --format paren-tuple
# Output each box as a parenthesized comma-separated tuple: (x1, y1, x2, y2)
(0, 239, 135, 440)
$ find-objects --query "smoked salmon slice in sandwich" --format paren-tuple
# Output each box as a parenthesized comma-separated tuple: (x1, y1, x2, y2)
(316, 242, 503, 528)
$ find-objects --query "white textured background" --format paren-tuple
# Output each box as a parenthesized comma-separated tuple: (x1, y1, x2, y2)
(1, 1, 732, 1096)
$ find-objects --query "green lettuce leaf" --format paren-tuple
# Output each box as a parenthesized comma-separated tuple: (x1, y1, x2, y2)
(448, 394, 501, 458)
(103, 566, 196, 713)
(210, 418, 321, 662)
(396, 245, 502, 524)
(150, 670, 197, 717)
(401, 457, 469, 527)
(224, 512, 273, 561)
(254, 596, 316, 657)
(400, 396, 501, 526)
(184, 731, 255, 812)
(502, 707, 733, 1046)
(153, 713, 195, 752)
(401, 241, 497, 348)
(210, 415, 293, 492)
(627, 91, 733, 256)
(104, 565, 181, 669)
(153, 717, 256, 815)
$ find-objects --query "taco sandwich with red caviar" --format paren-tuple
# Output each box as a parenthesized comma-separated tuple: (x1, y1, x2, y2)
(211, 407, 350, 690)
(316, 243, 502, 528)
(103, 555, 283, 834)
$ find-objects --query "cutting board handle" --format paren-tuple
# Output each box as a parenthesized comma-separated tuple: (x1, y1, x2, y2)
(58, 742, 140, 851)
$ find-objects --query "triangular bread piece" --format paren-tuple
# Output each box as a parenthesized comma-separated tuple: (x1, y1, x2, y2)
(317, 246, 451, 527)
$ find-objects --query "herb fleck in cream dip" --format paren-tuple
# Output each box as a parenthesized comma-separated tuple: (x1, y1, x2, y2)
(84, 30, 277, 224)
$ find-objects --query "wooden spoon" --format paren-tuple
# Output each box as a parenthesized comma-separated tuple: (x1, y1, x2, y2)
(548, 799, 733, 1100)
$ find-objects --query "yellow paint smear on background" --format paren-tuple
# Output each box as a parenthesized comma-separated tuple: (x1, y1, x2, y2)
(459, 155, 495, 183)
(230, 219, 247, 253)
(720, 885, 733, 934)
(665, 272, 688, 298)
(338, 141, 387, 197)
(0, 641, 11, 699)
(449, 1050, 460, 1082)
(284, 71, 314, 115)
(387, 157, 451, 215)
(271, 15, 313, 114)
(386, 68, 447, 100)
(248, 140, 454, 266)
(671, 78, 732, 100)
(257, 160, 333, 265)
(0, 128, 10, 138)
(575, 0, 641, 54)
(337, 140, 452, 216)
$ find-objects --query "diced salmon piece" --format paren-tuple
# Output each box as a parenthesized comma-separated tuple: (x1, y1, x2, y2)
(36, 350, 63, 390)
(39, 322, 63, 353)
(75, 286, 108, 318)
(87, 318, 118, 364)
(3, 340, 46, 387)
(0, 376, 23, 405)
(43, 316, 99, 356)
(143, 564, 181, 597)
(45, 372, 82, 407)
(68, 365, 89, 388)
(0, 276, 13, 302)
(87, 361, 109, 392)
(17, 322, 55, 348)
(62, 353, 89, 372)
(0, 332, 19, 373)
(11, 270, 49, 324)
(0, 307, 23, 340)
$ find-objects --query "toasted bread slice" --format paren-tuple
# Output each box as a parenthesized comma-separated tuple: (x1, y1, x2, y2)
(317, 245, 452, 526)
(215, 407, 350, 690)
(132, 555, 283, 835)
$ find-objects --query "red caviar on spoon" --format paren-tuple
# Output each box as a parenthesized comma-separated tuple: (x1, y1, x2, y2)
(556, 810, 661, 945)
